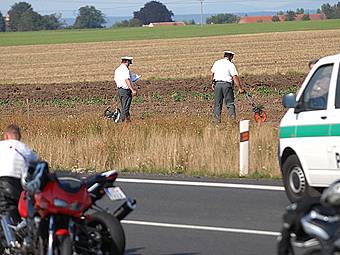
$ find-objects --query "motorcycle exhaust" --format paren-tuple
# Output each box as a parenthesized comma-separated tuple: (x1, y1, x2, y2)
(0, 215, 17, 248)
(113, 198, 136, 221)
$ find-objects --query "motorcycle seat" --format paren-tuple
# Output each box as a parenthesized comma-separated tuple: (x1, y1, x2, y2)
(56, 176, 84, 193)
(86, 174, 106, 190)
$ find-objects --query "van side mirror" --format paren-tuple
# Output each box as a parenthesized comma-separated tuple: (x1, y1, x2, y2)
(282, 93, 297, 108)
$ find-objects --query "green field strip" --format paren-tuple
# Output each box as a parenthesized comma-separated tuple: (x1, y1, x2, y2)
(0, 19, 340, 46)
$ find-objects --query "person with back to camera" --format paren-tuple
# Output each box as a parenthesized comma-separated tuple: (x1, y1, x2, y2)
(0, 124, 38, 220)
(211, 50, 245, 123)
(0, 124, 38, 252)
(114, 56, 138, 122)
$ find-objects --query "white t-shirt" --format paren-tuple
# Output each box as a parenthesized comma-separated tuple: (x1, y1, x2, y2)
(0, 139, 38, 179)
(211, 58, 238, 83)
(114, 64, 130, 89)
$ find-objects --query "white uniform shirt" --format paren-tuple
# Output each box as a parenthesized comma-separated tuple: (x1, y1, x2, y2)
(0, 139, 38, 179)
(211, 58, 238, 83)
(114, 64, 130, 89)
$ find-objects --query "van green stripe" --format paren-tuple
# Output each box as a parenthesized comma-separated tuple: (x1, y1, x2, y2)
(280, 124, 340, 138)
(280, 126, 296, 138)
(331, 124, 340, 136)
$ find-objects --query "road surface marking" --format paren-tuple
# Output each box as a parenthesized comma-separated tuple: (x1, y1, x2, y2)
(117, 178, 284, 191)
(122, 220, 280, 236)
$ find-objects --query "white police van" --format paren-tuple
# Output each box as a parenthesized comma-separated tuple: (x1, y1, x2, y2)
(279, 53, 340, 202)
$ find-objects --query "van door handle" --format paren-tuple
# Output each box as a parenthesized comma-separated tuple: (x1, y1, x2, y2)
(321, 116, 327, 120)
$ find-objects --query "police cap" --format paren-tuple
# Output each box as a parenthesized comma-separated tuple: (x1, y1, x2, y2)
(224, 50, 235, 56)
(121, 56, 133, 63)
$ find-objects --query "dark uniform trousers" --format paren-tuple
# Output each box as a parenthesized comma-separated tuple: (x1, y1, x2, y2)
(0, 177, 23, 252)
(214, 81, 236, 122)
(118, 88, 132, 121)
(0, 176, 23, 222)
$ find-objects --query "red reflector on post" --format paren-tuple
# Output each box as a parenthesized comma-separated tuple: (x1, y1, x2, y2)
(240, 131, 249, 142)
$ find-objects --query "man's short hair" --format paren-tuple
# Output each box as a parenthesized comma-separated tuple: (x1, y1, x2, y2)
(4, 124, 21, 140)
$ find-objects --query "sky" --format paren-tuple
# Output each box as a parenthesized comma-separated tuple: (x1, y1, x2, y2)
(0, 0, 338, 18)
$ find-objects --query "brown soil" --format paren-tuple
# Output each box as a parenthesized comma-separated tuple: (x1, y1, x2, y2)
(0, 73, 306, 125)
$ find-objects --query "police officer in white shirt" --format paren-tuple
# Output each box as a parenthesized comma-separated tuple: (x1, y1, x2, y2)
(0, 124, 38, 222)
(114, 56, 138, 122)
(211, 51, 245, 122)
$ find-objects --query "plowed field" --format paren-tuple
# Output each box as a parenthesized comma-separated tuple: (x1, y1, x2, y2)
(1, 29, 338, 124)
(0, 73, 305, 124)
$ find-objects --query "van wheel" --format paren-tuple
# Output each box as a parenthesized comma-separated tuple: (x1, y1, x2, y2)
(283, 154, 309, 202)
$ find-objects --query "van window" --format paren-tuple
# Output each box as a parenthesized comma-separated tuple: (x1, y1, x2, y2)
(335, 65, 340, 108)
(299, 64, 333, 111)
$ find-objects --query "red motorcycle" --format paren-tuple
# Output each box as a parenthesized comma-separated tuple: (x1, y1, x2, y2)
(1, 160, 136, 255)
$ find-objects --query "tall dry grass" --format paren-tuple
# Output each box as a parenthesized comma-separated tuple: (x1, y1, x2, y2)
(0, 114, 280, 177)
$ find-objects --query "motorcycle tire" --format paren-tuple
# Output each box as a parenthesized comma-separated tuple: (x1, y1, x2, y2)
(57, 236, 73, 255)
(38, 235, 73, 255)
(87, 212, 126, 255)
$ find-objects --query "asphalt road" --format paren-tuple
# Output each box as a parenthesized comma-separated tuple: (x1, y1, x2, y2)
(98, 175, 292, 255)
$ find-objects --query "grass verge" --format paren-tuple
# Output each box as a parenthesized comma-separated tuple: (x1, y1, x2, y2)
(0, 114, 280, 178)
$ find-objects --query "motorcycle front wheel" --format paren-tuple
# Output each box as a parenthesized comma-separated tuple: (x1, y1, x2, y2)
(86, 212, 126, 255)
(38, 235, 73, 255)
(57, 236, 73, 255)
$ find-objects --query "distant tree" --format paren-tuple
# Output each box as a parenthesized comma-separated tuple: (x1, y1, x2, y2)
(301, 14, 311, 20)
(317, 8, 322, 14)
(133, 1, 173, 25)
(333, 2, 339, 18)
(277, 11, 284, 15)
(183, 19, 195, 25)
(321, 2, 340, 19)
(285, 10, 296, 21)
(7, 2, 62, 31)
(296, 8, 305, 14)
(0, 12, 5, 32)
(128, 18, 142, 27)
(321, 3, 334, 18)
(8, 2, 35, 31)
(114, 20, 129, 28)
(74, 6, 106, 29)
(18, 11, 36, 31)
(272, 15, 280, 22)
(113, 18, 142, 28)
(40, 14, 63, 30)
(206, 13, 240, 24)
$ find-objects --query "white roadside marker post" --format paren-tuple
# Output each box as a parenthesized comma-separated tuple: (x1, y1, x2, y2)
(240, 120, 250, 177)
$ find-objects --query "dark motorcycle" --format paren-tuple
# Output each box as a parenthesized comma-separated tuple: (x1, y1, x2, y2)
(278, 180, 340, 255)
(0, 160, 136, 255)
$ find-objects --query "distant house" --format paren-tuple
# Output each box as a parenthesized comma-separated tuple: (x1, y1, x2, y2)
(239, 16, 273, 23)
(239, 13, 326, 23)
(295, 13, 326, 21)
(143, 22, 186, 27)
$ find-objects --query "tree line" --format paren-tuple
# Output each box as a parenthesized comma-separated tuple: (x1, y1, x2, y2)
(1, 1, 340, 32)
(208, 3, 340, 24)
(0, 2, 107, 32)
(0, 0, 174, 32)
